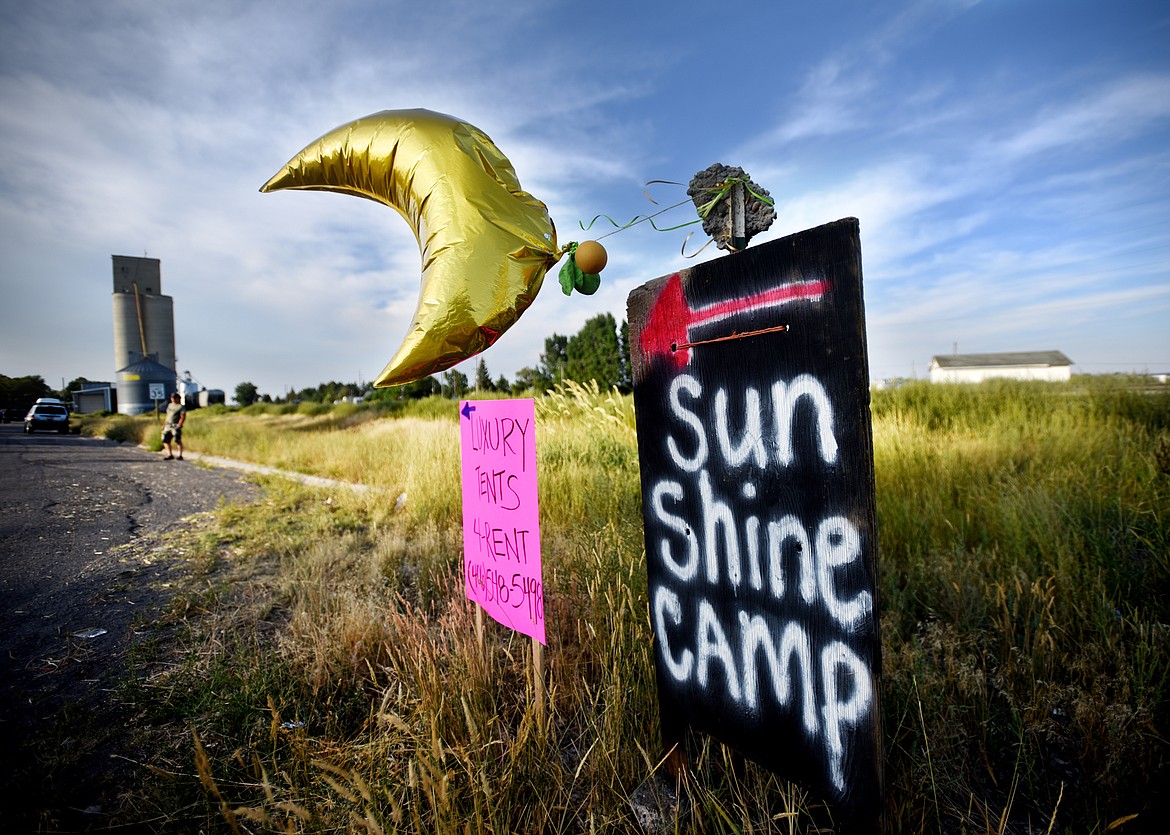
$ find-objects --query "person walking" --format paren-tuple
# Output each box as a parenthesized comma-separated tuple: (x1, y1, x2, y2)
(161, 392, 186, 460)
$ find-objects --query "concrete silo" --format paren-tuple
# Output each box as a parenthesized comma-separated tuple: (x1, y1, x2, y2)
(112, 255, 177, 415)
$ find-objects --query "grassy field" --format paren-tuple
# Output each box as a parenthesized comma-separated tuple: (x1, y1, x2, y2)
(85, 378, 1168, 832)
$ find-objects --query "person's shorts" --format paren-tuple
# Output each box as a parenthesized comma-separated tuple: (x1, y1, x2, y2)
(162, 427, 182, 444)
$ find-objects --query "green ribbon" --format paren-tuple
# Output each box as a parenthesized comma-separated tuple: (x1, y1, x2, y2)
(560, 176, 776, 279)
(578, 211, 700, 235)
(693, 176, 776, 220)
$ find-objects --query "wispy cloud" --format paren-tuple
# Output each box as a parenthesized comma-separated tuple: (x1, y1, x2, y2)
(991, 73, 1170, 162)
(1, 0, 1167, 391)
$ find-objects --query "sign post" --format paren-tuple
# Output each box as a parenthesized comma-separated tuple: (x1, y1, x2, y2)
(149, 382, 166, 420)
(459, 398, 547, 728)
(627, 218, 882, 829)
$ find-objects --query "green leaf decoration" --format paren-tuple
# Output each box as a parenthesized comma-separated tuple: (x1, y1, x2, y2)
(576, 270, 601, 295)
(557, 243, 601, 296)
(559, 256, 579, 295)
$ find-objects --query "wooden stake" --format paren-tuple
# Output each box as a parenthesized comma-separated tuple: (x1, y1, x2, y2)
(475, 604, 485, 660)
(532, 637, 546, 734)
(730, 181, 747, 250)
(664, 743, 687, 780)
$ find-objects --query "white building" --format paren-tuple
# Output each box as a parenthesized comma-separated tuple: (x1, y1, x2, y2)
(929, 351, 1073, 383)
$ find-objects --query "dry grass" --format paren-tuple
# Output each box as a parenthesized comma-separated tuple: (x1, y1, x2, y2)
(120, 378, 1168, 833)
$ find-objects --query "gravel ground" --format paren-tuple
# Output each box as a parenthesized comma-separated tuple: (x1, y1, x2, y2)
(0, 426, 262, 831)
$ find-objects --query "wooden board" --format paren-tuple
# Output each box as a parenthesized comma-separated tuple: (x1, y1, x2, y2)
(627, 218, 882, 827)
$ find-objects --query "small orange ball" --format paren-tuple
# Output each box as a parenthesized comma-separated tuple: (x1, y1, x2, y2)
(575, 240, 608, 274)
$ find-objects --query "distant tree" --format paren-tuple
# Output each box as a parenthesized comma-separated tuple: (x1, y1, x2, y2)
(234, 381, 259, 406)
(0, 374, 52, 408)
(495, 375, 510, 392)
(537, 334, 569, 391)
(374, 376, 438, 400)
(405, 376, 441, 398)
(56, 376, 94, 404)
(511, 367, 540, 394)
(475, 359, 494, 392)
(566, 313, 622, 389)
(323, 380, 368, 402)
(443, 369, 468, 399)
(617, 319, 632, 393)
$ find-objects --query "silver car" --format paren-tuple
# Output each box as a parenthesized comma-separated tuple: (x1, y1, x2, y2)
(25, 403, 70, 434)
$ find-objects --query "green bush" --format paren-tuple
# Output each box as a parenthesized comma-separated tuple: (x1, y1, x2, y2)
(76, 413, 152, 445)
(295, 400, 332, 416)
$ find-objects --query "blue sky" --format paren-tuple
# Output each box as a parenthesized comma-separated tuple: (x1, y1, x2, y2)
(1, 0, 1167, 396)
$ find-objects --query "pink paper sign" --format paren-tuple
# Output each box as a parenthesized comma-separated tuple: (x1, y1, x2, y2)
(460, 399, 545, 644)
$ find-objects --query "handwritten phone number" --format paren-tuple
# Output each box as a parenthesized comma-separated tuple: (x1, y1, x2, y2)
(466, 562, 544, 624)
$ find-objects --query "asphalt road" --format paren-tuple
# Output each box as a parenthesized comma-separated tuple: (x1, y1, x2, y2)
(0, 423, 261, 829)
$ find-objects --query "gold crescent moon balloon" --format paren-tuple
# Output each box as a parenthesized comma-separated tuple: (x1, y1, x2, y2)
(260, 109, 560, 387)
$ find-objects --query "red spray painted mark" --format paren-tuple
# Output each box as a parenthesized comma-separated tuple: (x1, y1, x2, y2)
(640, 273, 828, 367)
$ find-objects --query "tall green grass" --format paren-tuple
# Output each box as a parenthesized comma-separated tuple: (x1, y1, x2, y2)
(128, 378, 1167, 832)
(872, 380, 1168, 831)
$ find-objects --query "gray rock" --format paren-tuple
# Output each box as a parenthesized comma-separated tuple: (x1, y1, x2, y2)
(688, 163, 776, 250)
(629, 771, 688, 833)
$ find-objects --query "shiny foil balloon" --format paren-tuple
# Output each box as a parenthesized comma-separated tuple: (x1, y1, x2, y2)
(261, 109, 560, 387)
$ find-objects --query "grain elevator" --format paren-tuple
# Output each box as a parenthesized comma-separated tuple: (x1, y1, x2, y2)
(111, 255, 177, 415)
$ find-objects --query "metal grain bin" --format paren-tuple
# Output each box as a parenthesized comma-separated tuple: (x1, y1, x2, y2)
(116, 356, 175, 416)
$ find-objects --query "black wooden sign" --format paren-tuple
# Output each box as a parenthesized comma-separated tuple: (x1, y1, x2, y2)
(627, 218, 882, 827)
